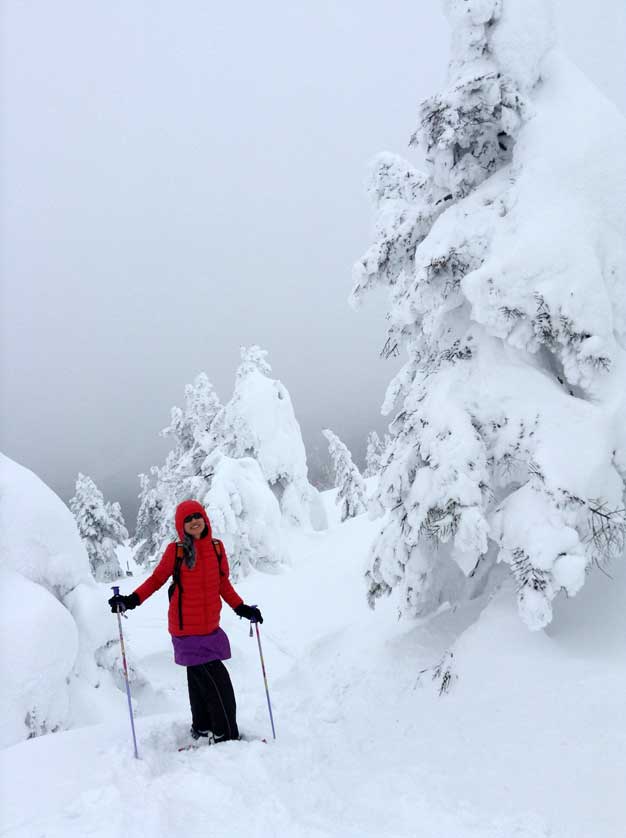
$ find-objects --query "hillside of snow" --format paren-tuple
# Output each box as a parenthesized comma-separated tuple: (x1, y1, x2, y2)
(2, 486, 625, 838)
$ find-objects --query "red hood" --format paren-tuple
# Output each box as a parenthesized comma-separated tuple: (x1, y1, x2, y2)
(174, 500, 213, 542)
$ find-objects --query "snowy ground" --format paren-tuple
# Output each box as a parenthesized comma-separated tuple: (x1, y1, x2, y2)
(2, 494, 625, 837)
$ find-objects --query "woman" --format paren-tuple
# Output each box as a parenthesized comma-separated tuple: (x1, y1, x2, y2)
(108, 498, 263, 743)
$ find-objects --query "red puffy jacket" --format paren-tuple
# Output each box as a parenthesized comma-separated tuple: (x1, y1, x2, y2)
(133, 500, 243, 637)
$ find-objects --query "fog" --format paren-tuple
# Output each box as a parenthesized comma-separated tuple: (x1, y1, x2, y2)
(1, 0, 624, 523)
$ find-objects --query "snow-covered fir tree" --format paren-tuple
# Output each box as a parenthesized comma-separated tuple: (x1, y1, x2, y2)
(323, 429, 367, 522)
(132, 373, 224, 565)
(161, 371, 223, 479)
(131, 471, 168, 566)
(223, 346, 327, 530)
(69, 474, 129, 582)
(132, 353, 321, 571)
(352, 0, 626, 629)
(364, 431, 391, 478)
(202, 451, 287, 579)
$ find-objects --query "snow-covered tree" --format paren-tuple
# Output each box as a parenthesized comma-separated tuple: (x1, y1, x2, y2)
(202, 451, 287, 580)
(133, 373, 224, 565)
(131, 471, 168, 566)
(162, 371, 223, 475)
(364, 431, 391, 478)
(223, 346, 327, 530)
(69, 474, 128, 582)
(353, 0, 626, 629)
(133, 351, 327, 570)
(323, 429, 367, 522)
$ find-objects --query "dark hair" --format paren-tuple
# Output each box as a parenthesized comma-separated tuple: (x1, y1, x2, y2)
(182, 521, 208, 568)
(182, 533, 196, 568)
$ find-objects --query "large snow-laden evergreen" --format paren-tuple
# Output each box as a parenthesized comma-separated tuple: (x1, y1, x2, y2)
(223, 346, 327, 531)
(69, 473, 128, 582)
(323, 429, 368, 522)
(0, 455, 142, 747)
(353, 0, 626, 629)
(203, 451, 288, 578)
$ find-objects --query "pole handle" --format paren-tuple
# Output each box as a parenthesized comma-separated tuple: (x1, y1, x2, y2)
(248, 603, 259, 637)
(111, 585, 127, 617)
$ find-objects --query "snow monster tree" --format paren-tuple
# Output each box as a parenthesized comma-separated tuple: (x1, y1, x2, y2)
(353, 0, 626, 629)
(323, 429, 367, 522)
(70, 474, 128, 582)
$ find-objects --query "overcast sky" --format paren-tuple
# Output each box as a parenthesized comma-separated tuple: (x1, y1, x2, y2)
(1, 0, 625, 523)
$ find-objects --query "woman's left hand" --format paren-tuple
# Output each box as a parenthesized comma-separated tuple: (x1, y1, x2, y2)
(234, 603, 263, 623)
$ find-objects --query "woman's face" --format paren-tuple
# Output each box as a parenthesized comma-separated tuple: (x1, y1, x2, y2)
(184, 513, 206, 539)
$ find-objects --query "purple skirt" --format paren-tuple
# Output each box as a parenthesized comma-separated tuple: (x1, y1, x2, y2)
(171, 628, 232, 667)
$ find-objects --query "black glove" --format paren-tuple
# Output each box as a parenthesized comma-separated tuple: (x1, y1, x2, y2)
(108, 592, 140, 613)
(234, 603, 263, 624)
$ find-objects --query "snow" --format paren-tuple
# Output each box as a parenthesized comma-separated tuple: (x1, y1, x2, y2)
(0, 453, 92, 595)
(2, 489, 626, 836)
(0, 568, 78, 745)
(0, 455, 153, 747)
(489, 0, 556, 89)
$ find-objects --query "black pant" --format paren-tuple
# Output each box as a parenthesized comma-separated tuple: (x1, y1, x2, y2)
(186, 660, 239, 741)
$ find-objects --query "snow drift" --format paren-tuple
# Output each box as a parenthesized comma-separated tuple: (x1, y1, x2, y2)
(0, 454, 143, 747)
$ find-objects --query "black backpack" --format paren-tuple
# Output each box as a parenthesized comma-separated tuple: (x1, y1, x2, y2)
(168, 539, 224, 631)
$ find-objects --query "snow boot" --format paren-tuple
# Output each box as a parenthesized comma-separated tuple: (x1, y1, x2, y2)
(190, 726, 214, 743)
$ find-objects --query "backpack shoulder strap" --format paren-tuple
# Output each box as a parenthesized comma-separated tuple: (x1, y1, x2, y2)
(212, 539, 224, 575)
(174, 542, 185, 577)
(169, 542, 186, 630)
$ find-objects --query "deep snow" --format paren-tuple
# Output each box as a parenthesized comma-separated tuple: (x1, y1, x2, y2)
(2, 489, 625, 837)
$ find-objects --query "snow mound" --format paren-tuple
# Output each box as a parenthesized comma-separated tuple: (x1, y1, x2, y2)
(0, 568, 78, 744)
(0, 454, 148, 747)
(0, 453, 92, 595)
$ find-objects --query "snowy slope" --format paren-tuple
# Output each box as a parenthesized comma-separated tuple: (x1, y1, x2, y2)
(2, 490, 625, 837)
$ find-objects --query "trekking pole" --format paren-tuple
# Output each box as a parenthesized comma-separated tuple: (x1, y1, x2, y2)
(111, 586, 140, 759)
(249, 606, 276, 740)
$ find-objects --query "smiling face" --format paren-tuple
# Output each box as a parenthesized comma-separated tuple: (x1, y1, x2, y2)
(183, 512, 207, 539)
